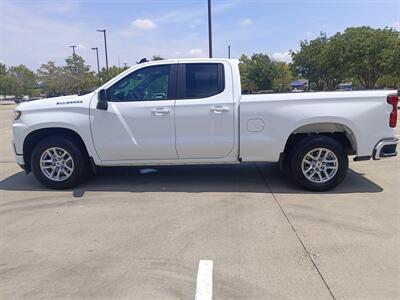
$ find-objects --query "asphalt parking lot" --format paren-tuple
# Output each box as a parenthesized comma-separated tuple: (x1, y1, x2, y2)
(0, 103, 399, 299)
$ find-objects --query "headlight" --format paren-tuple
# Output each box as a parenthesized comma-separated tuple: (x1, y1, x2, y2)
(14, 110, 22, 120)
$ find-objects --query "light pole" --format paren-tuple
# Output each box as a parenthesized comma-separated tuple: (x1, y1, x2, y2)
(228, 45, 231, 59)
(208, 0, 212, 58)
(69, 45, 77, 56)
(69, 45, 78, 93)
(97, 29, 109, 79)
(91, 47, 101, 82)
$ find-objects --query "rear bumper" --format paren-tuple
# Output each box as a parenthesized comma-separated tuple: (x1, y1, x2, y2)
(372, 137, 399, 160)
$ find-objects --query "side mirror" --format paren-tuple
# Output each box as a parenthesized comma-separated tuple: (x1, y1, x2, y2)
(97, 89, 109, 110)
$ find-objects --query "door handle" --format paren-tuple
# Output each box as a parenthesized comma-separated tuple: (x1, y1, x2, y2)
(210, 106, 230, 113)
(151, 108, 170, 116)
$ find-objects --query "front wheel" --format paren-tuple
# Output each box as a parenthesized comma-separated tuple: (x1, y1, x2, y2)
(288, 136, 349, 191)
(31, 136, 88, 189)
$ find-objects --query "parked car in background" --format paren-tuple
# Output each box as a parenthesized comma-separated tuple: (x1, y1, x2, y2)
(336, 83, 353, 91)
(14, 96, 43, 104)
(256, 90, 274, 94)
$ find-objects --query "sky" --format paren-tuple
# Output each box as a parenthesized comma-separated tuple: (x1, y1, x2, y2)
(0, 0, 399, 71)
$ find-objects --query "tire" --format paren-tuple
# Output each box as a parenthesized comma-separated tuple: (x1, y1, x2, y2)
(31, 136, 89, 189)
(288, 135, 348, 191)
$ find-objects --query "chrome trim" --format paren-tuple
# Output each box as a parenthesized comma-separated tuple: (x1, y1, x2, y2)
(373, 137, 399, 160)
(15, 154, 24, 165)
(12, 141, 22, 155)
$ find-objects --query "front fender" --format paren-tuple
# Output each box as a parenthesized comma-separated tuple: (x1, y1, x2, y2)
(13, 110, 101, 165)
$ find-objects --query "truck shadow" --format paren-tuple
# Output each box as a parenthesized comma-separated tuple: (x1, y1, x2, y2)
(0, 163, 383, 196)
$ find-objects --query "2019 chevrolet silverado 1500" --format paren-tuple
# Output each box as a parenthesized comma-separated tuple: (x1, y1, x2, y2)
(12, 59, 399, 190)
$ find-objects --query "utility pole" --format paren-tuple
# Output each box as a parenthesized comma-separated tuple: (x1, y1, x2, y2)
(91, 47, 101, 83)
(228, 45, 231, 59)
(208, 0, 212, 58)
(69, 45, 77, 56)
(97, 29, 109, 79)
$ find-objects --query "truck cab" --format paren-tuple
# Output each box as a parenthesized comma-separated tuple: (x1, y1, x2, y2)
(91, 59, 239, 163)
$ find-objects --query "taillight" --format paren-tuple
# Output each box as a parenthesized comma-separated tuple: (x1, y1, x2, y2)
(387, 94, 398, 128)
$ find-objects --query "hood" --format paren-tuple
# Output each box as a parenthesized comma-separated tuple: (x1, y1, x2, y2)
(16, 94, 93, 112)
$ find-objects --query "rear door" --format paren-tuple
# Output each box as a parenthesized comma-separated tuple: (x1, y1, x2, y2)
(174, 62, 235, 159)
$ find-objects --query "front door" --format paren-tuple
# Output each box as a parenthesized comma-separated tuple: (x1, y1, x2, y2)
(174, 62, 235, 159)
(91, 64, 178, 161)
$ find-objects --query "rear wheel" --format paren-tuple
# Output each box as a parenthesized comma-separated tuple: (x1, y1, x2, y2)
(31, 136, 88, 189)
(288, 136, 348, 191)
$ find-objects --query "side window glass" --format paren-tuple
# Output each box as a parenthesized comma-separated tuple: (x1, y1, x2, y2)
(110, 65, 171, 102)
(184, 63, 224, 98)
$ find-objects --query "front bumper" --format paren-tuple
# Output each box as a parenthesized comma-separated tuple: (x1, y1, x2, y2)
(13, 141, 25, 169)
(15, 154, 25, 169)
(373, 137, 399, 160)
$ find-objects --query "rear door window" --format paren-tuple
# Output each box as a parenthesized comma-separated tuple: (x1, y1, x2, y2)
(178, 63, 225, 99)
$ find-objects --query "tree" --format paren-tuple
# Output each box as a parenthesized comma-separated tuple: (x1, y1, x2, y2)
(272, 62, 293, 92)
(340, 27, 399, 89)
(291, 33, 347, 91)
(7, 65, 36, 97)
(391, 37, 400, 77)
(0, 64, 18, 99)
(0, 63, 8, 99)
(37, 61, 66, 97)
(239, 54, 256, 92)
(151, 55, 164, 61)
(239, 53, 275, 92)
(376, 74, 400, 89)
(63, 54, 97, 94)
(0, 64, 6, 78)
(98, 66, 126, 83)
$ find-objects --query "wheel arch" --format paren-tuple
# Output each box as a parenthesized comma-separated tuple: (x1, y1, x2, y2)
(283, 122, 358, 157)
(23, 127, 90, 173)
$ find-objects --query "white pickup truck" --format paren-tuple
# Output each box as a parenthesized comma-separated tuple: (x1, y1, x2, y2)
(12, 59, 398, 190)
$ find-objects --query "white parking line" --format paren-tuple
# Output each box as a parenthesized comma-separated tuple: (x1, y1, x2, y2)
(195, 260, 213, 300)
